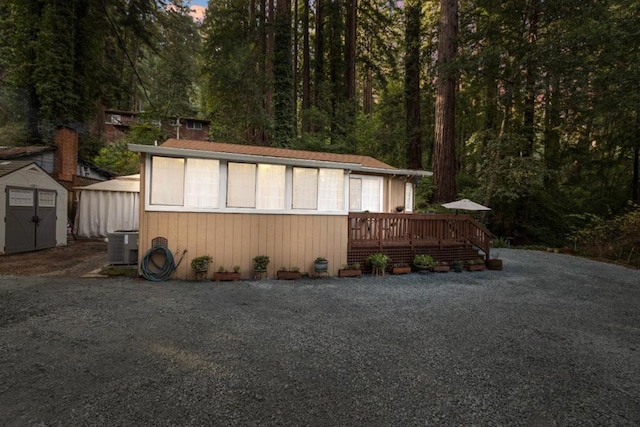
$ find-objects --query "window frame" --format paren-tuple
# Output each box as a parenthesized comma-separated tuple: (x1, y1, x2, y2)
(144, 155, 350, 215)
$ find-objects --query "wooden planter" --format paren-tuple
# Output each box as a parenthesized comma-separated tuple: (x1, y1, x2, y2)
(486, 259, 503, 270)
(467, 263, 486, 272)
(213, 272, 241, 281)
(392, 266, 411, 275)
(432, 265, 450, 273)
(338, 268, 362, 278)
(277, 271, 303, 280)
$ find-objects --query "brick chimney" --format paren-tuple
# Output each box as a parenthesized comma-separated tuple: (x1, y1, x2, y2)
(53, 126, 78, 182)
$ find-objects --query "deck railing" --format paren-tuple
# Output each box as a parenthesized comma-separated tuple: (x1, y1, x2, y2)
(348, 213, 493, 257)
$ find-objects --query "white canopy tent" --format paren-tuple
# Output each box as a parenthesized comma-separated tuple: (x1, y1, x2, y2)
(73, 175, 139, 238)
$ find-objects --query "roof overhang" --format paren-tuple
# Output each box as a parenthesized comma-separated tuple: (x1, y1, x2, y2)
(128, 144, 432, 177)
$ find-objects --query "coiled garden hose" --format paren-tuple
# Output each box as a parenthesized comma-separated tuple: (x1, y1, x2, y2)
(141, 246, 186, 281)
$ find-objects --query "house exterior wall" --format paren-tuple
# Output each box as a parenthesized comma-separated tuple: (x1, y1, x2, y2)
(138, 160, 347, 279)
(139, 211, 348, 280)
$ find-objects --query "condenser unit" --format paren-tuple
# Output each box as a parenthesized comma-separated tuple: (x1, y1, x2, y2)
(107, 231, 139, 265)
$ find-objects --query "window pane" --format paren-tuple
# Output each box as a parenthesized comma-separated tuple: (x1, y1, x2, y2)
(227, 163, 256, 207)
(349, 178, 362, 211)
(256, 164, 286, 210)
(404, 182, 414, 212)
(361, 178, 382, 212)
(151, 157, 184, 205)
(292, 167, 318, 209)
(185, 158, 219, 208)
(318, 169, 343, 211)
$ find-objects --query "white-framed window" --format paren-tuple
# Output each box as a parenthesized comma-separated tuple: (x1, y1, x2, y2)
(404, 182, 414, 212)
(227, 162, 257, 208)
(318, 168, 344, 211)
(349, 176, 383, 212)
(186, 121, 203, 130)
(185, 158, 220, 208)
(151, 156, 185, 205)
(292, 167, 318, 209)
(256, 164, 286, 209)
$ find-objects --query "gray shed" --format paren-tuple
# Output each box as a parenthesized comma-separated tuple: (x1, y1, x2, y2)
(0, 161, 68, 255)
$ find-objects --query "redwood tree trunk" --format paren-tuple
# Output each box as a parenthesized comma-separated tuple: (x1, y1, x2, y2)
(432, 0, 458, 202)
(405, 0, 422, 170)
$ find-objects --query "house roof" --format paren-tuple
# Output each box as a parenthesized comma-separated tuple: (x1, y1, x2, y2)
(128, 139, 432, 177)
(0, 145, 56, 159)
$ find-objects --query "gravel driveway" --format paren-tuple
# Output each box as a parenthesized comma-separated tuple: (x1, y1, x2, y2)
(1, 249, 639, 426)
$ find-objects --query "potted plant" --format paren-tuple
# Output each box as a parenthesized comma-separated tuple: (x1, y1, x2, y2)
(213, 265, 241, 281)
(395, 205, 405, 213)
(277, 266, 303, 280)
(314, 257, 328, 273)
(453, 260, 464, 273)
(367, 253, 389, 276)
(486, 254, 503, 270)
(191, 254, 213, 281)
(191, 255, 213, 273)
(392, 263, 411, 275)
(413, 254, 436, 272)
(253, 255, 270, 279)
(467, 258, 486, 272)
(338, 262, 362, 278)
(432, 261, 450, 273)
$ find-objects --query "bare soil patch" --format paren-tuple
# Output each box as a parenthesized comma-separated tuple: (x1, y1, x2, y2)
(0, 239, 108, 276)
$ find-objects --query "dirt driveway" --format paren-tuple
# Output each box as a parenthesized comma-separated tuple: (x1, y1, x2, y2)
(0, 239, 108, 276)
(1, 249, 639, 426)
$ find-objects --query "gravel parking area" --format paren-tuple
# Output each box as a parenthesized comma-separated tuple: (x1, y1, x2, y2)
(1, 249, 639, 426)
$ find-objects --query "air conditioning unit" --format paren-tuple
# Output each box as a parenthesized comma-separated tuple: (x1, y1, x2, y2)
(107, 231, 139, 265)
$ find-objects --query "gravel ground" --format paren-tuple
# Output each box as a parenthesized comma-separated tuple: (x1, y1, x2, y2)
(1, 249, 639, 426)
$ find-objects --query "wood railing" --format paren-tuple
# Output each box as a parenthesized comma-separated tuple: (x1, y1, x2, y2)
(348, 213, 493, 257)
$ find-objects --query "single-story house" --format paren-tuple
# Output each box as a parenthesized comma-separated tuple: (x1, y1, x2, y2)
(73, 175, 140, 238)
(128, 139, 433, 279)
(0, 161, 68, 254)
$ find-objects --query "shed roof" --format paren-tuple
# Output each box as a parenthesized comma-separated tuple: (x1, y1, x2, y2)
(129, 139, 432, 177)
(0, 160, 40, 178)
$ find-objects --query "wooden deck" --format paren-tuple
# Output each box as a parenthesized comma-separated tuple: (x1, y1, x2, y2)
(347, 213, 493, 268)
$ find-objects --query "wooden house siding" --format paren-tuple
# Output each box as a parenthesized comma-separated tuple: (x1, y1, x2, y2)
(139, 211, 348, 280)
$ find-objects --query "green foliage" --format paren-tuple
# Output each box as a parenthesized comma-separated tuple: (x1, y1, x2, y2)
(413, 254, 436, 268)
(569, 206, 640, 267)
(367, 253, 389, 269)
(252, 255, 270, 271)
(491, 237, 510, 248)
(190, 255, 213, 271)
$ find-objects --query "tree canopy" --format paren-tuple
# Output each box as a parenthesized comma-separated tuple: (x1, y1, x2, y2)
(1, 0, 639, 253)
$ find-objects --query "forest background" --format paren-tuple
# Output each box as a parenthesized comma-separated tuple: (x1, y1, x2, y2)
(0, 0, 639, 266)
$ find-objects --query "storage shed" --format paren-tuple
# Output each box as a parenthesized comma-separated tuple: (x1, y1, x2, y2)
(0, 161, 68, 255)
(73, 175, 140, 238)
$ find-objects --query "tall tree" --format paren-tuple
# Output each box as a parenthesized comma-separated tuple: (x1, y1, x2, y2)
(404, 0, 422, 169)
(432, 0, 457, 202)
(273, 0, 295, 146)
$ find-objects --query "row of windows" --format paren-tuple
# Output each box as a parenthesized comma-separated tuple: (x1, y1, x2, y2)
(149, 156, 411, 213)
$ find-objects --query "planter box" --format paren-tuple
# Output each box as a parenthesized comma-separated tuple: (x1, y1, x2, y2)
(467, 264, 486, 272)
(392, 266, 411, 275)
(486, 259, 503, 270)
(213, 272, 241, 281)
(277, 271, 303, 280)
(433, 265, 450, 273)
(338, 269, 362, 278)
